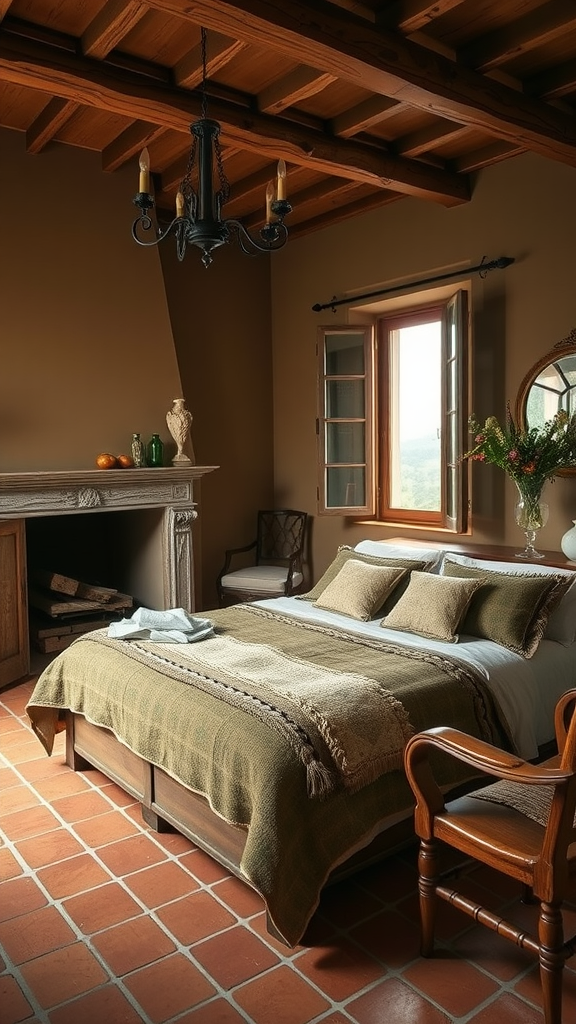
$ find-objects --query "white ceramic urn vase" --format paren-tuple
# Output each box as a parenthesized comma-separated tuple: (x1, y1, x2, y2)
(166, 398, 195, 466)
(561, 521, 576, 561)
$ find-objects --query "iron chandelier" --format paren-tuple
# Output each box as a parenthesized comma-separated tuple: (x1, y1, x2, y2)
(132, 28, 292, 267)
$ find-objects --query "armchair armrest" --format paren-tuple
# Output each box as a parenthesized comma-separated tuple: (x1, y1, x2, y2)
(218, 539, 257, 580)
(404, 726, 574, 837)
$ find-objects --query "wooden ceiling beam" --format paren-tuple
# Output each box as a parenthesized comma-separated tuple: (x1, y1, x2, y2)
(455, 140, 526, 174)
(102, 120, 167, 172)
(287, 187, 401, 240)
(459, 0, 576, 73)
(82, 0, 147, 60)
(0, 0, 14, 24)
(528, 59, 576, 101)
(242, 176, 359, 230)
(331, 95, 402, 137)
(26, 97, 79, 154)
(0, 25, 470, 204)
(258, 67, 337, 114)
(396, 121, 471, 158)
(376, 0, 467, 34)
(155, 0, 576, 165)
(174, 34, 246, 89)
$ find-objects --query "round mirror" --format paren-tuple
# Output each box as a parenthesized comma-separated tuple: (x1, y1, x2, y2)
(515, 328, 576, 476)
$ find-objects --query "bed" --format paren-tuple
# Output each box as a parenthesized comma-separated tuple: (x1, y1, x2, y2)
(26, 540, 576, 947)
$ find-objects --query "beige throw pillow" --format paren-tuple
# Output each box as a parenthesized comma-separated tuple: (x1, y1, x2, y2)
(299, 546, 431, 603)
(314, 560, 408, 621)
(381, 571, 481, 642)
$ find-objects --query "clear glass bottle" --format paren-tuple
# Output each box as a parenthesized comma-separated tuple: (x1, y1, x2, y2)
(146, 433, 163, 467)
(131, 432, 146, 468)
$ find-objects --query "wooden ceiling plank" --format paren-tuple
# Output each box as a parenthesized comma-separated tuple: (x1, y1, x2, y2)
(153, 0, 576, 164)
(0, 28, 470, 204)
(459, 0, 576, 74)
(332, 95, 402, 137)
(26, 97, 79, 153)
(258, 66, 337, 114)
(377, 0, 467, 35)
(455, 140, 526, 174)
(174, 35, 246, 89)
(102, 120, 167, 171)
(82, 0, 148, 60)
(0, 0, 14, 24)
(396, 121, 471, 157)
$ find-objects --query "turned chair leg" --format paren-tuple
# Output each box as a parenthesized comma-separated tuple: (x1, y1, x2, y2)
(538, 900, 565, 1024)
(418, 838, 439, 957)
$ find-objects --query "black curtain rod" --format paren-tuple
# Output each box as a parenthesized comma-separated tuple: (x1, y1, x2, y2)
(311, 255, 515, 313)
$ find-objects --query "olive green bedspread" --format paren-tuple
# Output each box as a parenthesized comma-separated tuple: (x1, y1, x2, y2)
(27, 604, 512, 946)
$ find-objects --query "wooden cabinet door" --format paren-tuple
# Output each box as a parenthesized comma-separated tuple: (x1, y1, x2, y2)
(0, 519, 29, 688)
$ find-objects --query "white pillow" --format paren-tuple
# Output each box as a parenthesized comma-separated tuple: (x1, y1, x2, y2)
(440, 553, 576, 645)
(354, 540, 443, 572)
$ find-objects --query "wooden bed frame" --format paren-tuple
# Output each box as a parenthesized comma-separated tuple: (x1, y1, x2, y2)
(63, 542, 571, 937)
(65, 710, 419, 921)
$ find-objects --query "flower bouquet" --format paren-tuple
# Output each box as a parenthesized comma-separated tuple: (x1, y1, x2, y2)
(463, 405, 576, 557)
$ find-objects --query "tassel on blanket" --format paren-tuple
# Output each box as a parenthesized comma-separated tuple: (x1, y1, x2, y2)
(306, 757, 334, 799)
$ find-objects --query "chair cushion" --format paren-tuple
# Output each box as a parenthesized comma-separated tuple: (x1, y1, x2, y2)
(220, 565, 304, 593)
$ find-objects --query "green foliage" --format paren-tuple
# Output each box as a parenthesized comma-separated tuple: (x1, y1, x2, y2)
(463, 406, 576, 493)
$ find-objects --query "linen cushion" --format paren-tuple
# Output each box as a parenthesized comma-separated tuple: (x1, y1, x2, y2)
(381, 571, 481, 643)
(314, 560, 408, 620)
(219, 565, 304, 592)
(299, 546, 430, 603)
(439, 552, 576, 645)
(441, 559, 571, 657)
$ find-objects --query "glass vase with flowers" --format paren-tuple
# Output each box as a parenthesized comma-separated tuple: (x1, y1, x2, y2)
(463, 405, 576, 559)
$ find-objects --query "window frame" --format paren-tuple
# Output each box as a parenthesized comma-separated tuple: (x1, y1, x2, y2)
(316, 289, 469, 532)
(316, 325, 375, 516)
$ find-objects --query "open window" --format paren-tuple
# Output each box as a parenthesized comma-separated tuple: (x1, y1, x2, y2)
(317, 290, 469, 532)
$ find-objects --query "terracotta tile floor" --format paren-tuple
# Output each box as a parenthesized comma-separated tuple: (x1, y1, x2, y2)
(2, 677, 576, 1024)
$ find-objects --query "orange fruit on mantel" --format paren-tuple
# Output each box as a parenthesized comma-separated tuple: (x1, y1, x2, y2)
(116, 454, 134, 468)
(95, 453, 118, 469)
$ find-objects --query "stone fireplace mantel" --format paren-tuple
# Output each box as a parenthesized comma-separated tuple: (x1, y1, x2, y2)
(0, 466, 218, 612)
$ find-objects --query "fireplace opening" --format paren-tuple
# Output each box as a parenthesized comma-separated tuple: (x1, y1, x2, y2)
(25, 509, 167, 657)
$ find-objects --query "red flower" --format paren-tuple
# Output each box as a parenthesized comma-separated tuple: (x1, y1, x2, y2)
(522, 461, 537, 474)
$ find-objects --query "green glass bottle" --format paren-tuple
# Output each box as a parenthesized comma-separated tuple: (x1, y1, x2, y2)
(146, 433, 163, 467)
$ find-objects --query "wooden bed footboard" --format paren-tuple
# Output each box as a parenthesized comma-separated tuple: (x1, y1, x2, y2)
(64, 710, 419, 918)
(65, 711, 249, 876)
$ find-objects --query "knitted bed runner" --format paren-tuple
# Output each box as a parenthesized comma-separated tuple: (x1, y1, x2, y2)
(80, 630, 414, 798)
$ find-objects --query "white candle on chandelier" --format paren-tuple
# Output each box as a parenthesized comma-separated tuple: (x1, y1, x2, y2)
(138, 148, 150, 193)
(276, 159, 287, 200)
(265, 180, 274, 223)
(176, 191, 185, 218)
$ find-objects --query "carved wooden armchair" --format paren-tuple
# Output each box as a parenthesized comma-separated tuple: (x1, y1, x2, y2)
(217, 509, 308, 607)
(404, 689, 576, 1024)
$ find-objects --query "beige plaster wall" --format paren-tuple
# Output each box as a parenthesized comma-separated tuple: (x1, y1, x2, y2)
(160, 242, 274, 610)
(0, 128, 183, 472)
(270, 153, 576, 580)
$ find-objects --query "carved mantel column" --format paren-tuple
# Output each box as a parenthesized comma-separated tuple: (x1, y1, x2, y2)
(163, 506, 198, 610)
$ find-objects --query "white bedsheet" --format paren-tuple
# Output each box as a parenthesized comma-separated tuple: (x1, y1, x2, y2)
(254, 596, 576, 760)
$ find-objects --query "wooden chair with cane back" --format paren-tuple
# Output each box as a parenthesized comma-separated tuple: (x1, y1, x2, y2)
(404, 688, 576, 1024)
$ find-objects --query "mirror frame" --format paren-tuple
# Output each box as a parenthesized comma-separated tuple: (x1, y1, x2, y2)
(515, 326, 576, 477)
